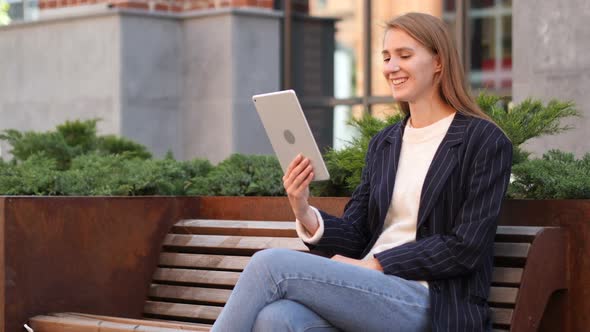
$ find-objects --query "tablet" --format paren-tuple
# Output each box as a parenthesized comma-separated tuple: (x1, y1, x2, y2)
(252, 90, 330, 181)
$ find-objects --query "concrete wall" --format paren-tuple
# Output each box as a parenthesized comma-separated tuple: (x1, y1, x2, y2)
(119, 14, 184, 158)
(230, 13, 280, 158)
(0, 8, 279, 161)
(182, 10, 280, 163)
(0, 13, 121, 156)
(513, 0, 590, 157)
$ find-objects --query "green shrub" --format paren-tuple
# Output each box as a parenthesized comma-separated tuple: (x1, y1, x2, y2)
(312, 113, 404, 197)
(0, 129, 76, 170)
(53, 154, 213, 196)
(312, 95, 580, 197)
(96, 135, 152, 159)
(125, 158, 213, 196)
(0, 118, 213, 196)
(509, 150, 590, 199)
(0, 154, 59, 195)
(0, 119, 152, 170)
(0, 101, 583, 199)
(55, 154, 132, 195)
(477, 94, 578, 164)
(187, 154, 285, 196)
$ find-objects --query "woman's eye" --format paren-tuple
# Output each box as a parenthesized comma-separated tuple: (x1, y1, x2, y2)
(383, 58, 390, 63)
(400, 55, 411, 59)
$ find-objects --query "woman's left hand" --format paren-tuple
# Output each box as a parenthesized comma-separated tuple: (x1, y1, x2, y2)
(331, 255, 384, 272)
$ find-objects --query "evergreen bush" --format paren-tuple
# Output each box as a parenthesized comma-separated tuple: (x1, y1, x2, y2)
(314, 94, 580, 197)
(0, 96, 585, 200)
(509, 150, 590, 199)
(0, 154, 59, 195)
(187, 154, 285, 196)
(0, 119, 152, 170)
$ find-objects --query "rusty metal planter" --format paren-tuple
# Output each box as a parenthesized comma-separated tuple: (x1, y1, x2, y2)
(0, 197, 201, 332)
(0, 196, 587, 332)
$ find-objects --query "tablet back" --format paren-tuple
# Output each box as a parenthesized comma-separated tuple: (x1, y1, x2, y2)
(252, 90, 330, 181)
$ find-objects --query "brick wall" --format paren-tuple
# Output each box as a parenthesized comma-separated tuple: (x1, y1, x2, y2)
(38, 0, 309, 13)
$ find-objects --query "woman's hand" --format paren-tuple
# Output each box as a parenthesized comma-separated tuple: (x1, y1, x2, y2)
(283, 154, 318, 234)
(331, 255, 384, 272)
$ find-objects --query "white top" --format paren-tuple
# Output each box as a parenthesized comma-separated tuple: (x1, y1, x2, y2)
(296, 112, 456, 287)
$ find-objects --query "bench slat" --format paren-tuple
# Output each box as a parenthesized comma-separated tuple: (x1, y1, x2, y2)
(496, 226, 544, 237)
(159, 252, 250, 271)
(29, 315, 120, 332)
(173, 219, 297, 237)
(153, 268, 240, 287)
(149, 284, 231, 305)
(163, 234, 308, 253)
(495, 226, 545, 243)
(489, 286, 518, 305)
(29, 314, 211, 332)
(149, 283, 521, 309)
(159, 256, 524, 283)
(144, 301, 222, 322)
(494, 243, 530, 259)
(492, 267, 523, 285)
(54, 313, 211, 330)
(490, 307, 513, 326)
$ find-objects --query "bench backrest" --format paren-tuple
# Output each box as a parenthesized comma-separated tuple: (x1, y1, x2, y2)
(143, 220, 565, 331)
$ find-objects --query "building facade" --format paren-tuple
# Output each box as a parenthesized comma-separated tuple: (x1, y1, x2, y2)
(1, 0, 588, 161)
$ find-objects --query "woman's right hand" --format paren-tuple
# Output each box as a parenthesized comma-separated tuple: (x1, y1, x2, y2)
(283, 154, 318, 234)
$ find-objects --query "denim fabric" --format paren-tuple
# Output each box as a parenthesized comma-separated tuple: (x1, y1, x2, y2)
(211, 248, 430, 332)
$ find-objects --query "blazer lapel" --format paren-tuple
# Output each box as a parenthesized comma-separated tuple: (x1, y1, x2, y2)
(374, 118, 407, 227)
(417, 113, 469, 229)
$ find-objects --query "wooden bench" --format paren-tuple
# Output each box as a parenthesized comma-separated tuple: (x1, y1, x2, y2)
(29, 219, 567, 332)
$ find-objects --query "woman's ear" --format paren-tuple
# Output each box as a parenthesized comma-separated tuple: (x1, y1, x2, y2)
(434, 55, 442, 73)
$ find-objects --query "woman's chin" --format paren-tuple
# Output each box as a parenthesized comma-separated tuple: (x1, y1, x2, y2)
(392, 91, 409, 102)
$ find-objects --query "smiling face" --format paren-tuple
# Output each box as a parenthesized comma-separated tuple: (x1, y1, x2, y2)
(382, 28, 442, 103)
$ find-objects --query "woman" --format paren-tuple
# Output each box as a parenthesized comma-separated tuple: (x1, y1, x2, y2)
(212, 12, 512, 332)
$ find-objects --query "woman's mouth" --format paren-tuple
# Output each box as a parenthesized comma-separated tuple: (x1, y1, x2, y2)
(391, 77, 408, 86)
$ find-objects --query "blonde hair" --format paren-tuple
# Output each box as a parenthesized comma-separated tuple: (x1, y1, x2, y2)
(385, 12, 491, 121)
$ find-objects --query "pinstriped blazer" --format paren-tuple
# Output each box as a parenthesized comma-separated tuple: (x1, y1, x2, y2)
(307, 113, 513, 331)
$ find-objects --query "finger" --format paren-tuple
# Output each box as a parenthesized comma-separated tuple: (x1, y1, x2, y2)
(292, 171, 314, 196)
(286, 167, 311, 197)
(284, 156, 306, 182)
(303, 171, 314, 186)
(288, 164, 313, 193)
(284, 158, 311, 187)
(285, 154, 303, 176)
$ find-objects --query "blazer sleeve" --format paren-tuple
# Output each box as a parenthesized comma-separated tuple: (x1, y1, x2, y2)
(374, 126, 513, 280)
(302, 135, 379, 258)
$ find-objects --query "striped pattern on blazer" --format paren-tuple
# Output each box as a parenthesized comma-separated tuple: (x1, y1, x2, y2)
(308, 113, 513, 331)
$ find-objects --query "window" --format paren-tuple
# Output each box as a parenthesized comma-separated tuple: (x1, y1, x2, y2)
(300, 1, 512, 148)
(6, 0, 38, 22)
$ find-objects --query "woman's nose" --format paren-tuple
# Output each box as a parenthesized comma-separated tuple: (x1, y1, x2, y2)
(384, 60, 400, 74)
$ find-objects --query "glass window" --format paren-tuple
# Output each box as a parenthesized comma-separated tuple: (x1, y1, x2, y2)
(6, 0, 38, 22)
(471, 0, 495, 9)
(470, 17, 496, 72)
(446, 0, 513, 93)
(310, 0, 363, 99)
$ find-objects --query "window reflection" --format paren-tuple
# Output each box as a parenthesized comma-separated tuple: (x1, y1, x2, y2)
(444, 0, 512, 92)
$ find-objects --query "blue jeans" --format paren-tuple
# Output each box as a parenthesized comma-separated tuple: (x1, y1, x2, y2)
(211, 248, 430, 332)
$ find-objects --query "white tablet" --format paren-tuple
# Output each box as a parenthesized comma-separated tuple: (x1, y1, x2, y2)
(252, 90, 330, 181)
